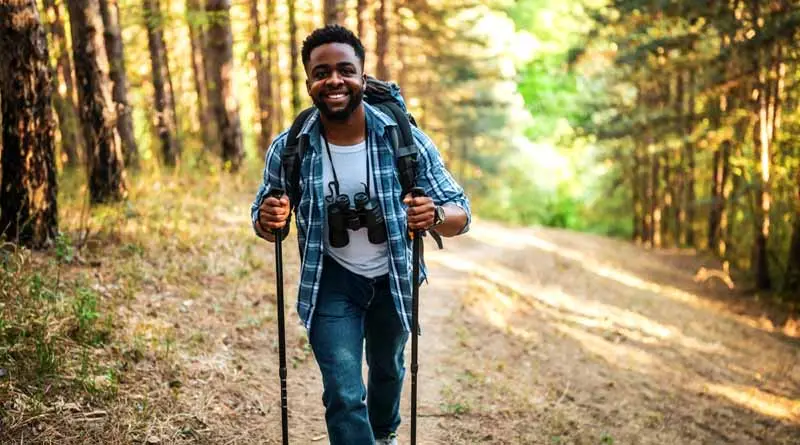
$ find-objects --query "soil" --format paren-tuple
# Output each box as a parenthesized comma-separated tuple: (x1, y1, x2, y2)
(166, 217, 798, 444)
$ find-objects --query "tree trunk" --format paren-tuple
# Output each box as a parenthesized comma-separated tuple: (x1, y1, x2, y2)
(684, 69, 697, 247)
(0, 0, 59, 248)
(66, 0, 127, 203)
(395, 0, 407, 89)
(288, 0, 301, 116)
(249, 0, 272, 155)
(785, 171, 800, 295)
(267, 0, 282, 129)
(356, 0, 366, 38)
(187, 0, 216, 151)
(647, 133, 661, 248)
(41, 0, 82, 167)
(206, 0, 243, 170)
(323, 0, 343, 25)
(753, 49, 772, 290)
(709, 136, 731, 256)
(633, 143, 644, 244)
(375, 0, 389, 80)
(144, 0, 180, 166)
(99, 0, 138, 168)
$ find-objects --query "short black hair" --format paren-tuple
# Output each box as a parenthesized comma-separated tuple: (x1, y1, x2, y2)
(301, 25, 365, 71)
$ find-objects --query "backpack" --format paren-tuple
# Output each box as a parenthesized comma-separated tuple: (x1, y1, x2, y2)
(279, 76, 443, 249)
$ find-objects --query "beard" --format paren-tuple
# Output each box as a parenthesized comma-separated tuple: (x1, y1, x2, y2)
(312, 86, 364, 122)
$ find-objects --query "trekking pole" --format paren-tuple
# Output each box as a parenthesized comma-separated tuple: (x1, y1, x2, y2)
(268, 188, 290, 445)
(409, 186, 425, 445)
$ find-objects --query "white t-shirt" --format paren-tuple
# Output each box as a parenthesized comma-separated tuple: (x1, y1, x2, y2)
(321, 136, 389, 278)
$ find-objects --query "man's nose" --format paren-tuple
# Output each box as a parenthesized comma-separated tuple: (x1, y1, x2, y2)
(326, 70, 344, 86)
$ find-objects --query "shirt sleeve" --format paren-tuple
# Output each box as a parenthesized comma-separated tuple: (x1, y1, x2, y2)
(411, 127, 472, 235)
(250, 132, 288, 234)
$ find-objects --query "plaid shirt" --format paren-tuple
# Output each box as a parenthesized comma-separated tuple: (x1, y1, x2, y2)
(251, 103, 471, 333)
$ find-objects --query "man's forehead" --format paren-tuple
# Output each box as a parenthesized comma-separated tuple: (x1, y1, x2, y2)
(309, 43, 359, 65)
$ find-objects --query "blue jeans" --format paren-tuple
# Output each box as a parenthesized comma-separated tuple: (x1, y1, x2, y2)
(309, 255, 409, 444)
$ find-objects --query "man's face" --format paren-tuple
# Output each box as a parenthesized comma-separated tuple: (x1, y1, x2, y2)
(306, 43, 365, 122)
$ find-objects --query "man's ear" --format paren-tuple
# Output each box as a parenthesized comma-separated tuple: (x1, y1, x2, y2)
(305, 79, 311, 94)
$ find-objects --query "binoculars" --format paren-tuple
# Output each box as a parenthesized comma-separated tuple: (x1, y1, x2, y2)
(326, 186, 387, 248)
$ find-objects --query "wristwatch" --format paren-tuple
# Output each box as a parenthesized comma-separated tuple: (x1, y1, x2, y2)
(432, 205, 446, 228)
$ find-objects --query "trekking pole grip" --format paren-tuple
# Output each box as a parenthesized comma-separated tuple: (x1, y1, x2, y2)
(268, 188, 290, 240)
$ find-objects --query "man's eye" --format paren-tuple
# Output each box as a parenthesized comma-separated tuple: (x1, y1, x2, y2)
(314, 71, 328, 80)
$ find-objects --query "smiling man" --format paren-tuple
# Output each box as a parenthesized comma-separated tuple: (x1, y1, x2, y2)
(251, 25, 471, 445)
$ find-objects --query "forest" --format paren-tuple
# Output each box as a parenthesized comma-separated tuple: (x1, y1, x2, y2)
(1, 0, 799, 443)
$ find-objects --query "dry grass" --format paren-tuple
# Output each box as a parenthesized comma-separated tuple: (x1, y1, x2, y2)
(2, 169, 799, 444)
(1, 164, 317, 444)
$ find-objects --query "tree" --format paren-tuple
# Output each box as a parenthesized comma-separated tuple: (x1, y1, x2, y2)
(267, 0, 282, 130)
(99, 0, 138, 167)
(41, 0, 82, 167)
(324, 0, 343, 25)
(786, 170, 800, 294)
(249, 0, 272, 154)
(288, 0, 301, 116)
(206, 0, 243, 170)
(187, 0, 216, 152)
(66, 0, 127, 203)
(145, 0, 180, 166)
(357, 0, 366, 38)
(375, 0, 389, 80)
(0, 0, 59, 247)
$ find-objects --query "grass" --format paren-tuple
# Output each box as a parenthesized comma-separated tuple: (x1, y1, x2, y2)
(0, 162, 275, 443)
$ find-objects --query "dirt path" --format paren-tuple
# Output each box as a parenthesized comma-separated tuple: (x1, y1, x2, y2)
(417, 220, 800, 444)
(116, 212, 799, 444)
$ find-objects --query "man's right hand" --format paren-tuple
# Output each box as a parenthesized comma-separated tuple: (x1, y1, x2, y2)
(257, 193, 290, 234)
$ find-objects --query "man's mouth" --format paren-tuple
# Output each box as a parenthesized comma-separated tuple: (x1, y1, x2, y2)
(323, 91, 349, 104)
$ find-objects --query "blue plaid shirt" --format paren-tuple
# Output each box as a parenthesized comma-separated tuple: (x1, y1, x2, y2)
(251, 103, 471, 333)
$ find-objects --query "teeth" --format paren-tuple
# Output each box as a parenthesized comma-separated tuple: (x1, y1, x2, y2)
(328, 93, 345, 99)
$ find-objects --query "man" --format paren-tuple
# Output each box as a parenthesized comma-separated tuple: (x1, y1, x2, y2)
(251, 25, 471, 445)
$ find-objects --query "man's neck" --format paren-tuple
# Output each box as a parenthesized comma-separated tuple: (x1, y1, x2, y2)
(320, 104, 366, 146)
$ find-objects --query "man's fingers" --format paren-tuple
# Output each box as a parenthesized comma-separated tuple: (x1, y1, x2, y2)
(262, 204, 287, 216)
(407, 204, 434, 217)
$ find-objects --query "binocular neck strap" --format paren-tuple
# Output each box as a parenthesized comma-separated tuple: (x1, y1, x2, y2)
(321, 124, 372, 198)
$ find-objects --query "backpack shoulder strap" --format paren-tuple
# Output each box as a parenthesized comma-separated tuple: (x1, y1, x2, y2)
(373, 102, 418, 197)
(282, 107, 316, 210)
(373, 102, 444, 250)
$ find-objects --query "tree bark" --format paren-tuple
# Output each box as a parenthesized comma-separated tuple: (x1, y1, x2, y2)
(324, 0, 343, 24)
(683, 68, 696, 247)
(41, 0, 81, 167)
(288, 0, 301, 116)
(395, 0, 407, 89)
(99, 0, 138, 168)
(267, 0, 282, 130)
(633, 142, 644, 244)
(144, 0, 180, 166)
(785, 172, 800, 295)
(357, 0, 366, 38)
(206, 0, 243, 170)
(375, 0, 389, 80)
(66, 0, 127, 203)
(187, 0, 216, 151)
(753, 49, 772, 290)
(0, 0, 59, 248)
(249, 0, 272, 154)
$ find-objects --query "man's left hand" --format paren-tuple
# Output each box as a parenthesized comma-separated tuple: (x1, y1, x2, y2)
(403, 192, 435, 231)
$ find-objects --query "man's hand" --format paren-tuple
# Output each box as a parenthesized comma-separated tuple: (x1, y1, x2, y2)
(258, 193, 290, 233)
(403, 192, 435, 231)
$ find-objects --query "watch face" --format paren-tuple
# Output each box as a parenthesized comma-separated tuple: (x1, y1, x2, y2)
(434, 206, 444, 226)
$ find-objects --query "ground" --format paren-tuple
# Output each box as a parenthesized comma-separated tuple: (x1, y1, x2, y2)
(1, 173, 798, 444)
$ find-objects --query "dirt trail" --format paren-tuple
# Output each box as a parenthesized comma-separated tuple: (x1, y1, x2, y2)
(416, 219, 800, 444)
(127, 216, 799, 444)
